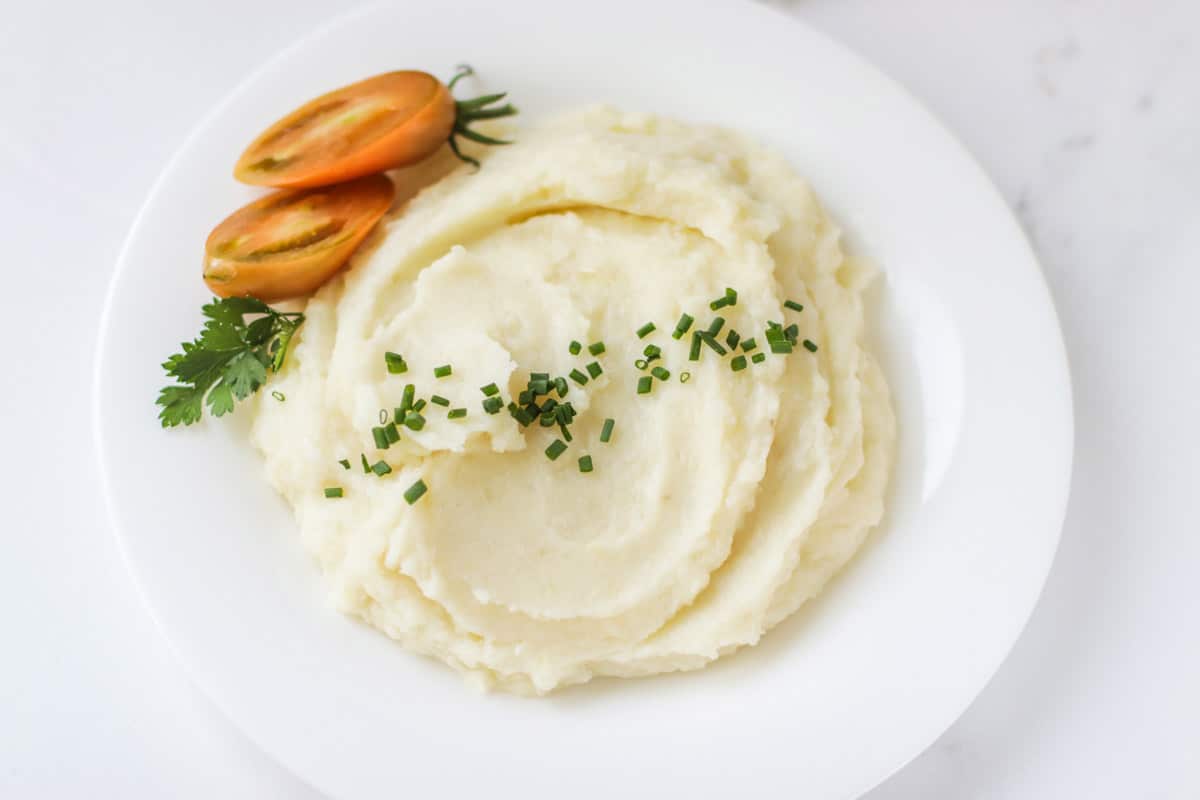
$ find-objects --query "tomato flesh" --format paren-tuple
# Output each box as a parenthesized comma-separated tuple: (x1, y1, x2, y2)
(234, 71, 456, 189)
(204, 174, 394, 301)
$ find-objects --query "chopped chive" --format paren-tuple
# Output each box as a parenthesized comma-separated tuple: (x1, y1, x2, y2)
(480, 382, 500, 397)
(412, 398, 427, 413)
(635, 359, 648, 370)
(569, 368, 589, 386)
(636, 322, 656, 339)
(448, 407, 467, 419)
(730, 355, 748, 372)
(569, 340, 583, 355)
(643, 344, 662, 359)
(709, 297, 729, 311)
(637, 375, 653, 394)
(482, 396, 503, 414)
(430, 395, 450, 407)
(688, 332, 703, 361)
(508, 402, 534, 426)
(384, 422, 401, 444)
(651, 366, 671, 381)
(725, 329, 741, 350)
(539, 412, 556, 427)
(672, 313, 695, 339)
(338, 459, 351, 470)
(600, 418, 615, 443)
(361, 453, 371, 473)
(403, 479, 427, 505)
(803, 339, 819, 352)
(370, 460, 392, 477)
(707, 316, 725, 336)
(554, 376, 569, 397)
(680, 371, 691, 383)
(699, 332, 727, 355)
(433, 364, 452, 378)
(271, 390, 286, 402)
(545, 439, 568, 460)
(401, 384, 416, 410)
(724, 287, 738, 306)
(751, 352, 767, 364)
(372, 426, 390, 449)
(784, 323, 799, 342)
(529, 378, 550, 395)
(324, 487, 344, 498)
(578, 455, 594, 473)
(586, 361, 603, 378)
(741, 338, 758, 352)
(767, 320, 782, 330)
(384, 352, 408, 374)
(518, 389, 533, 405)
(403, 411, 426, 431)
(559, 422, 573, 442)
(531, 372, 550, 381)
(540, 397, 558, 413)
(769, 339, 793, 354)
(588, 341, 606, 356)
(784, 299, 804, 312)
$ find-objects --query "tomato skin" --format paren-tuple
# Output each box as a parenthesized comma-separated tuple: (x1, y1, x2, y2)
(203, 174, 394, 301)
(233, 71, 456, 189)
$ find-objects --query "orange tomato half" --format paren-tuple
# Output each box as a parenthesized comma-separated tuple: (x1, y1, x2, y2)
(233, 71, 456, 189)
(203, 174, 395, 301)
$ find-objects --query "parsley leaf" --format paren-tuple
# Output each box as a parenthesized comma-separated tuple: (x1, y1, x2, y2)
(156, 296, 305, 428)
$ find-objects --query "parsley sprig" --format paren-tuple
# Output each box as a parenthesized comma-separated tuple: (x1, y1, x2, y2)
(156, 296, 304, 427)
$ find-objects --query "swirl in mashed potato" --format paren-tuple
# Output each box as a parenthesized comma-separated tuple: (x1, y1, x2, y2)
(250, 107, 895, 694)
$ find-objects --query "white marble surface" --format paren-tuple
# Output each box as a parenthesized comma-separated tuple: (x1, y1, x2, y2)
(1, 0, 1197, 796)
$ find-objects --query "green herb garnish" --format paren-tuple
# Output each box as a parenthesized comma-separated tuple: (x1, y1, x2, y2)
(433, 364, 453, 379)
(324, 487, 344, 498)
(545, 439, 568, 460)
(588, 341, 606, 356)
(600, 418, 615, 443)
(636, 322, 656, 339)
(403, 479, 427, 504)
(384, 351, 408, 374)
(578, 455, 594, 473)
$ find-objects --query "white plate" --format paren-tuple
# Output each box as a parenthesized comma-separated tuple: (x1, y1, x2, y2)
(95, 1, 1073, 798)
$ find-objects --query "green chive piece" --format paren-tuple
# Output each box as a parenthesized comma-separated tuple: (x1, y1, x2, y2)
(361, 453, 371, 473)
(559, 422, 573, 442)
(784, 323, 799, 342)
(680, 372, 692, 383)
(448, 408, 467, 420)
(480, 383, 500, 397)
(803, 339, 819, 352)
(271, 390, 286, 402)
(725, 330, 741, 350)
(635, 359, 648, 370)
(672, 313, 695, 340)
(769, 339, 794, 354)
(707, 316, 726, 336)
(586, 361, 603, 378)
(643, 344, 662, 359)
(688, 332, 703, 361)
(433, 364, 452, 379)
(545, 439, 568, 460)
(530, 378, 550, 395)
(588, 341, 606, 356)
(324, 487, 344, 498)
(482, 396, 503, 414)
(518, 390, 533, 405)
(699, 332, 727, 355)
(741, 338, 758, 352)
(636, 322, 656, 339)
(600, 418, 615, 443)
(539, 412, 556, 427)
(751, 352, 767, 364)
(403, 411, 426, 431)
(554, 376, 569, 397)
(569, 340, 583, 355)
(724, 287, 738, 306)
(570, 368, 589, 386)
(370, 460, 392, 477)
(540, 397, 558, 413)
(637, 375, 653, 394)
(412, 398, 427, 413)
(731, 355, 748, 372)
(384, 422, 401, 444)
(784, 299, 804, 312)
(401, 384, 416, 410)
(430, 395, 450, 407)
(384, 352, 408, 374)
(338, 459, 351, 470)
(372, 426, 390, 449)
(508, 402, 534, 427)
(709, 297, 728, 311)
(578, 455, 594, 473)
(403, 480, 427, 505)
(651, 366, 670, 381)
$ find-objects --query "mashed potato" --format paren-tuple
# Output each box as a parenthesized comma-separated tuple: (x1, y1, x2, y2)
(250, 107, 895, 694)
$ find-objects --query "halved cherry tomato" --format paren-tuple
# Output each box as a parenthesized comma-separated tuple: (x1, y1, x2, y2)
(203, 174, 394, 301)
(233, 68, 516, 188)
